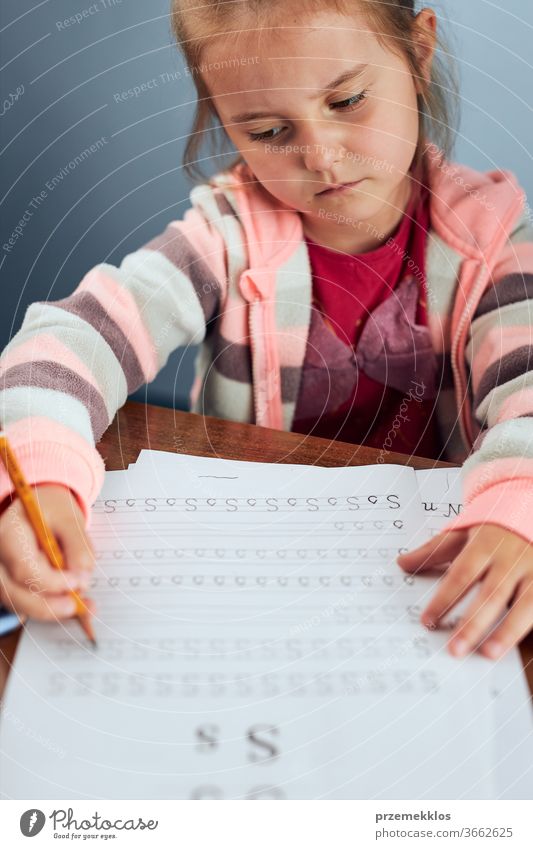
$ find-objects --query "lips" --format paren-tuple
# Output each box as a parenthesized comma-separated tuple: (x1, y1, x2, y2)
(316, 179, 362, 195)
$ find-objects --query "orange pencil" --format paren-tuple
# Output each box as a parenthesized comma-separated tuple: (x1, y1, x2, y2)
(0, 430, 97, 647)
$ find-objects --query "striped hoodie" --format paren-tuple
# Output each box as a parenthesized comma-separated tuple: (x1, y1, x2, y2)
(1, 143, 533, 543)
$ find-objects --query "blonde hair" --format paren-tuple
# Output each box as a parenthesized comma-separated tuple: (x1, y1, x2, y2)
(170, 0, 460, 193)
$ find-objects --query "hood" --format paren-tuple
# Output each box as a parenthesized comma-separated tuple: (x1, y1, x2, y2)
(208, 146, 526, 441)
(424, 143, 525, 259)
(212, 143, 525, 266)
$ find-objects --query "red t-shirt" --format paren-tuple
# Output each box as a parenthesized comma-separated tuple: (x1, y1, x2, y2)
(292, 183, 443, 460)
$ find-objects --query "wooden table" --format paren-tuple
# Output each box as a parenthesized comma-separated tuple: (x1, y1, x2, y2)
(1, 400, 532, 699)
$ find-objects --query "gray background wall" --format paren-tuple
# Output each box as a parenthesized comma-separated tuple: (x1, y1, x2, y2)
(1, 0, 532, 410)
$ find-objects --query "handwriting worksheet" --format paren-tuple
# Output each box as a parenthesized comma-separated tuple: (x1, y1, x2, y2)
(415, 467, 533, 797)
(131, 452, 533, 796)
(1, 456, 531, 799)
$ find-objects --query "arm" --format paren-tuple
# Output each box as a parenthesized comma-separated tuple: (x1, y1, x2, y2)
(398, 206, 533, 658)
(0, 204, 228, 522)
(442, 206, 533, 541)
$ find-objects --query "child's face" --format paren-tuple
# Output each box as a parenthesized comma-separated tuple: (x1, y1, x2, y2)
(202, 8, 435, 247)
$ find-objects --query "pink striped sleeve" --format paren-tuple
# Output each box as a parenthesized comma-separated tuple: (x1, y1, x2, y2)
(0, 417, 105, 526)
(78, 267, 158, 383)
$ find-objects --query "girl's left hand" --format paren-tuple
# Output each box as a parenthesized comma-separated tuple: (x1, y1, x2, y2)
(397, 524, 533, 659)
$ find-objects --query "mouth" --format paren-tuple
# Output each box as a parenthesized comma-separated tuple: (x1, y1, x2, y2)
(316, 179, 363, 196)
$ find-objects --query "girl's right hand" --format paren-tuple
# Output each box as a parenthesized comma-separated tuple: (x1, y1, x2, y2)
(0, 484, 96, 621)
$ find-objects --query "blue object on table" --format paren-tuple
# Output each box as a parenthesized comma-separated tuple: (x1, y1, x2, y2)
(0, 606, 20, 637)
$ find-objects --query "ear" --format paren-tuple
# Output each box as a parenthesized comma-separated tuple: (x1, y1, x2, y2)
(413, 8, 438, 93)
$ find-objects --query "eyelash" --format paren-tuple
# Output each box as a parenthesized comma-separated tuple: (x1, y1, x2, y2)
(247, 89, 369, 143)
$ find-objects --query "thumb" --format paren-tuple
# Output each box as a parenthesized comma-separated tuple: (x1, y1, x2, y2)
(49, 497, 95, 576)
(397, 529, 467, 573)
(55, 522, 95, 576)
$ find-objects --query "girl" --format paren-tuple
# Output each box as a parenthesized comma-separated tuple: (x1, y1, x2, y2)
(1, 0, 532, 660)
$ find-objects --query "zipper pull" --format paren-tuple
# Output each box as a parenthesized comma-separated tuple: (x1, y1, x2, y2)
(238, 268, 276, 303)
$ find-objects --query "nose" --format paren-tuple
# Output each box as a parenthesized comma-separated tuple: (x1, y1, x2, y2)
(300, 121, 345, 174)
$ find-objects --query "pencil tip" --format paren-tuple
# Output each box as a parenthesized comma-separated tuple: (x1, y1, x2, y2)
(89, 638, 98, 650)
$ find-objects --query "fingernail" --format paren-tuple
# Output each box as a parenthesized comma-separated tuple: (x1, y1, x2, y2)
(484, 641, 503, 659)
(79, 556, 94, 571)
(450, 638, 468, 657)
(58, 599, 77, 617)
(65, 575, 88, 592)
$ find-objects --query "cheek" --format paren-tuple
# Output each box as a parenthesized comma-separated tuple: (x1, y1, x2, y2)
(383, 90, 420, 148)
(358, 104, 418, 171)
(251, 164, 305, 206)
(247, 154, 299, 186)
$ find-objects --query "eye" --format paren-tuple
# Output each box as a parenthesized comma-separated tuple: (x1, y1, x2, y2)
(247, 126, 285, 143)
(330, 89, 369, 111)
(247, 89, 369, 144)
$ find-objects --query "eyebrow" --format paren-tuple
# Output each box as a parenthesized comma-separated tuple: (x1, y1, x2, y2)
(228, 62, 369, 124)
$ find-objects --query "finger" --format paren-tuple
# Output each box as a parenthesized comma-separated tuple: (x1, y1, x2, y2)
(445, 567, 518, 657)
(0, 564, 78, 621)
(478, 577, 533, 659)
(421, 545, 493, 628)
(397, 529, 467, 573)
(52, 515, 95, 576)
(0, 523, 88, 593)
(0, 507, 91, 594)
(34, 486, 96, 575)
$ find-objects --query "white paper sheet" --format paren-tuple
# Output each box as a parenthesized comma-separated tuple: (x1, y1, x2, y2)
(0, 458, 529, 799)
(415, 468, 533, 798)
(129, 456, 533, 796)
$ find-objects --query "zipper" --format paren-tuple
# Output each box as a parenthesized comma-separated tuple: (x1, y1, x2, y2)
(242, 272, 283, 429)
(251, 294, 283, 429)
(248, 293, 261, 423)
